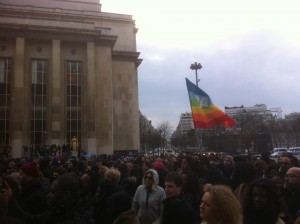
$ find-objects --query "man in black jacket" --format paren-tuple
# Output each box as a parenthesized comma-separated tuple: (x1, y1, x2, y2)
(5, 174, 86, 224)
(161, 172, 197, 224)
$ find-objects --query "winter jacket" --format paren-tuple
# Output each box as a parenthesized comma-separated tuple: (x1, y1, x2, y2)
(132, 169, 166, 224)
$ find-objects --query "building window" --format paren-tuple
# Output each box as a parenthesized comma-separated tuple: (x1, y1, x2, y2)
(31, 59, 48, 148)
(66, 61, 81, 149)
(0, 58, 12, 150)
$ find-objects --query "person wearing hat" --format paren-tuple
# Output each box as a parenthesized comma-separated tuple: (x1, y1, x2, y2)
(15, 162, 48, 215)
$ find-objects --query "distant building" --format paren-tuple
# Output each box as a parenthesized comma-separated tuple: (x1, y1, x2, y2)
(270, 107, 283, 119)
(225, 104, 277, 129)
(175, 112, 194, 136)
(0, 0, 141, 157)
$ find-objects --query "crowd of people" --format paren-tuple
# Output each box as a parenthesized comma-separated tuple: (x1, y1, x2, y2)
(0, 151, 299, 224)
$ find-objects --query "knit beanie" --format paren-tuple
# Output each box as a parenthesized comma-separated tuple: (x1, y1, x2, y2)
(20, 162, 40, 178)
(153, 161, 165, 170)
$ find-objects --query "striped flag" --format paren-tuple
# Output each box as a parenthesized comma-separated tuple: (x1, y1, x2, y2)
(186, 78, 235, 128)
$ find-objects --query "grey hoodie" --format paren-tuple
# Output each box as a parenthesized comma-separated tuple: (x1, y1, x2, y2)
(132, 169, 166, 224)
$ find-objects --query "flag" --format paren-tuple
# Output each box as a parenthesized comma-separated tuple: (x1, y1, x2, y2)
(186, 78, 235, 128)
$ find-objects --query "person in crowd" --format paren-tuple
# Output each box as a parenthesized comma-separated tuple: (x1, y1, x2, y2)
(106, 191, 139, 224)
(217, 155, 234, 185)
(278, 154, 298, 177)
(152, 160, 168, 188)
(0, 193, 24, 224)
(66, 158, 79, 175)
(104, 167, 123, 191)
(243, 177, 292, 224)
(182, 171, 202, 223)
(142, 161, 152, 174)
(132, 169, 165, 224)
(160, 172, 196, 224)
(118, 163, 138, 197)
(200, 184, 242, 224)
(232, 161, 256, 203)
(3, 174, 86, 224)
(198, 156, 225, 186)
(283, 167, 300, 222)
(51, 166, 65, 182)
(261, 151, 276, 165)
(94, 178, 120, 224)
(15, 162, 48, 215)
(265, 164, 281, 178)
(253, 159, 268, 178)
(41, 174, 86, 224)
(76, 170, 99, 223)
(177, 156, 194, 174)
(271, 174, 285, 195)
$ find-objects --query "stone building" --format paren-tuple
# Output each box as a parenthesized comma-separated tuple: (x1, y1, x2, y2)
(0, 0, 141, 157)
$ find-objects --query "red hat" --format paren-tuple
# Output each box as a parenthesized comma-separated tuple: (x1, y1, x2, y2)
(153, 161, 165, 170)
(21, 162, 40, 178)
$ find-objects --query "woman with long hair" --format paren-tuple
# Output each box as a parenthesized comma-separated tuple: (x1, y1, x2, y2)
(200, 184, 242, 224)
(243, 178, 292, 224)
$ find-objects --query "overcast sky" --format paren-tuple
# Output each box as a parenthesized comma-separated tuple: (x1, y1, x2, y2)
(101, 0, 300, 131)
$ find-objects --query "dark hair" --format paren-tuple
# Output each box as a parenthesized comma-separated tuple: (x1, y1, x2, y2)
(107, 191, 133, 222)
(164, 172, 183, 187)
(243, 178, 292, 224)
(232, 161, 256, 189)
(281, 154, 298, 167)
(54, 174, 81, 200)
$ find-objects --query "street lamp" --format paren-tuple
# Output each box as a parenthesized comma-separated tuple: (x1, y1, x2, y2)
(190, 62, 203, 151)
(190, 62, 202, 87)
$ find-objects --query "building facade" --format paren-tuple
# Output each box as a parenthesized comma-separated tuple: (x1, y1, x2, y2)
(175, 112, 194, 136)
(0, 0, 141, 157)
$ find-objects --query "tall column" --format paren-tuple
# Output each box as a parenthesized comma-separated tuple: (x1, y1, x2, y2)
(95, 45, 113, 155)
(51, 40, 62, 146)
(86, 42, 96, 154)
(11, 37, 25, 158)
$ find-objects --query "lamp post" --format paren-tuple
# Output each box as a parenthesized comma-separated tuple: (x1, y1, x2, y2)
(190, 62, 202, 87)
(190, 62, 203, 151)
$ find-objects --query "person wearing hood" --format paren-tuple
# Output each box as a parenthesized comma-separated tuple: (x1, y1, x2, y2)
(132, 169, 166, 224)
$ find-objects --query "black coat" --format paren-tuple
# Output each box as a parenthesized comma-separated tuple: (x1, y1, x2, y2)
(17, 181, 48, 215)
(161, 194, 197, 224)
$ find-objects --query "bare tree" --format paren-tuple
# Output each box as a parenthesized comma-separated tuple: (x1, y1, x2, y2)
(156, 121, 173, 154)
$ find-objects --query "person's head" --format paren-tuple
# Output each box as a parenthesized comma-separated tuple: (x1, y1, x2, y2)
(279, 154, 298, 175)
(47, 174, 81, 211)
(52, 166, 64, 180)
(153, 161, 165, 171)
(19, 162, 40, 186)
(245, 178, 283, 211)
(264, 164, 280, 178)
(180, 156, 193, 171)
(164, 172, 183, 198)
(261, 151, 271, 160)
(143, 169, 159, 189)
(182, 171, 199, 195)
(67, 158, 78, 171)
(223, 155, 234, 166)
(199, 156, 210, 172)
(104, 168, 121, 185)
(200, 184, 242, 224)
(284, 167, 300, 189)
(80, 170, 99, 195)
(232, 161, 256, 186)
(142, 161, 152, 172)
(253, 160, 268, 178)
(96, 179, 116, 202)
(271, 174, 285, 193)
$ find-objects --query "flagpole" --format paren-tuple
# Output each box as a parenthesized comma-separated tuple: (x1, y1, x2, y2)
(190, 62, 203, 151)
